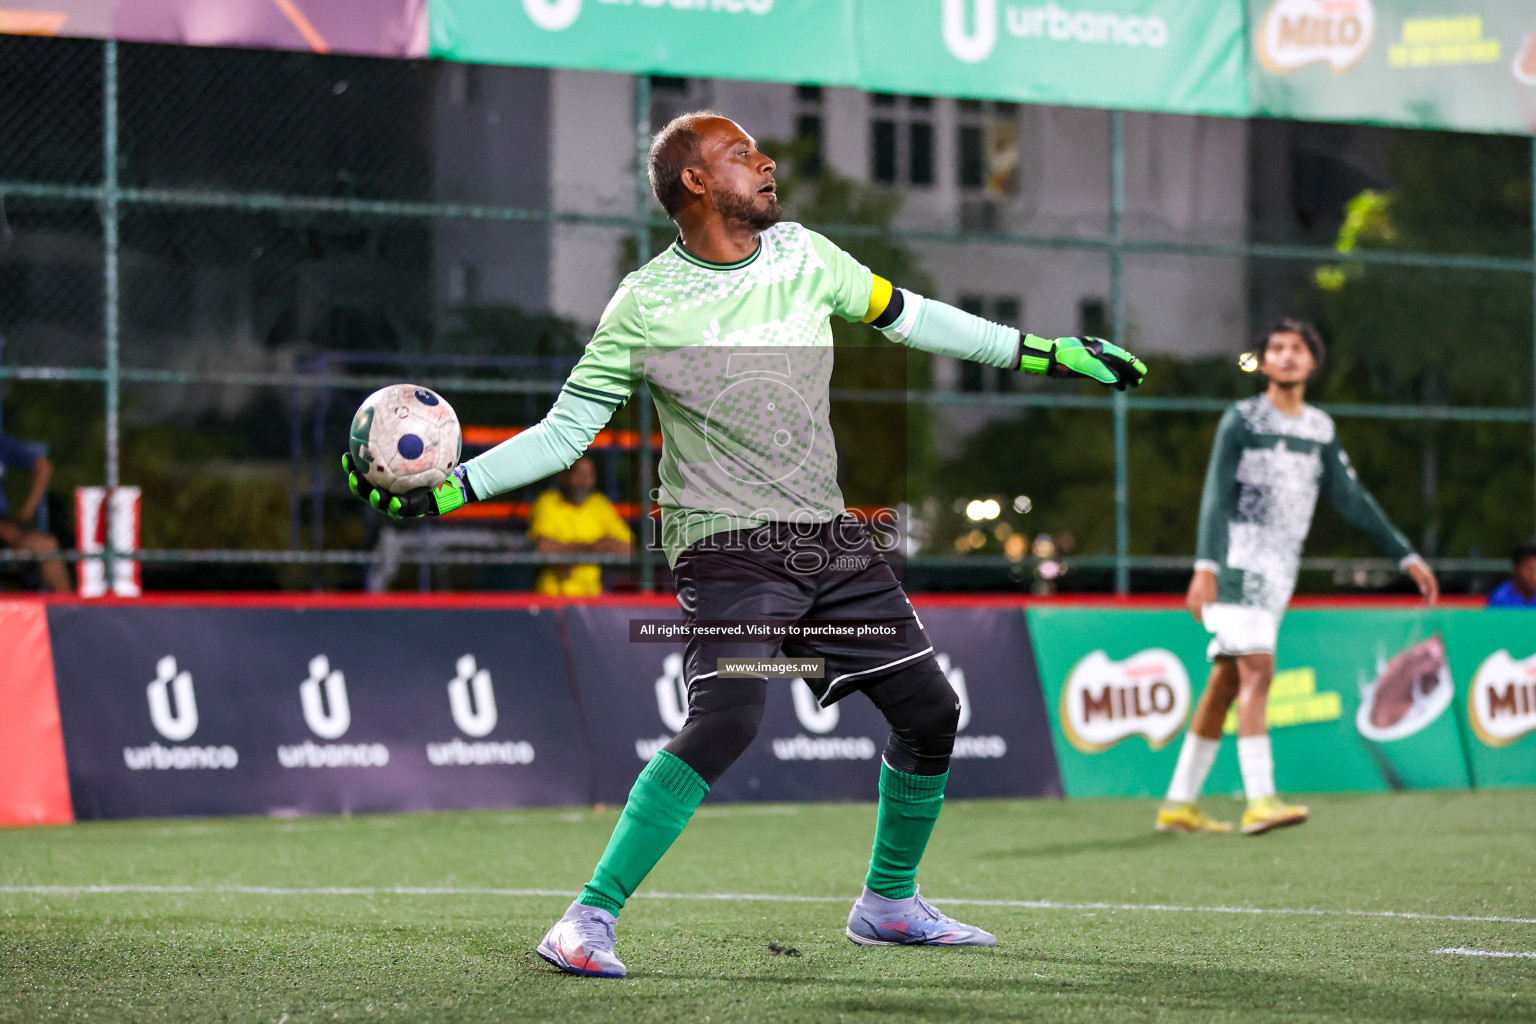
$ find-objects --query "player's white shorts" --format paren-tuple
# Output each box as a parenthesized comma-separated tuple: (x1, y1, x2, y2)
(1201, 603, 1280, 659)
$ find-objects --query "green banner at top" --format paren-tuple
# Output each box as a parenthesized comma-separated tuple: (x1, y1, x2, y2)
(430, 0, 859, 85)
(426, 0, 1536, 134)
(859, 0, 1249, 116)
(1249, 0, 1536, 134)
(11, 2, 1536, 135)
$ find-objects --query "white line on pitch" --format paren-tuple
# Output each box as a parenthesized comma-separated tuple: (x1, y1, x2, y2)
(1433, 947, 1536, 958)
(2, 884, 1534, 927)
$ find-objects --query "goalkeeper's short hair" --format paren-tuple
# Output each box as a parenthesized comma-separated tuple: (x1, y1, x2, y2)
(648, 110, 727, 219)
(1262, 318, 1326, 369)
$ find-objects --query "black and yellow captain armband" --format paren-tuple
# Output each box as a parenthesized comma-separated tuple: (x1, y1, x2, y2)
(862, 276, 906, 329)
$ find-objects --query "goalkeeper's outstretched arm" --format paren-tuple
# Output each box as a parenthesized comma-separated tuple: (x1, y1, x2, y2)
(863, 276, 1147, 390)
(345, 285, 644, 519)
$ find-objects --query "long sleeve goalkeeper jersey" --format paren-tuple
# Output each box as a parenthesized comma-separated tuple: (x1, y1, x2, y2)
(1194, 394, 1416, 613)
(461, 221, 1021, 566)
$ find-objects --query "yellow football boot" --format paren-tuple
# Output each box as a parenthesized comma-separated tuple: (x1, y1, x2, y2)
(1154, 802, 1232, 834)
(1240, 796, 1309, 835)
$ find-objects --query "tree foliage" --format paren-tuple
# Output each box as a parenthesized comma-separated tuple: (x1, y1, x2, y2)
(1309, 130, 1534, 560)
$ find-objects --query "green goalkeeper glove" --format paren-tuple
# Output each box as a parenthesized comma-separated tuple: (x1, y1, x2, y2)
(342, 453, 472, 519)
(1019, 335, 1147, 391)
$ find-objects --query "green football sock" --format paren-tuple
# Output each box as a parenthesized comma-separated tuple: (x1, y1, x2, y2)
(864, 763, 949, 900)
(577, 750, 708, 917)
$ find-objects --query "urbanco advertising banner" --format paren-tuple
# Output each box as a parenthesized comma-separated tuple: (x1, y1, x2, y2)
(430, 0, 859, 86)
(564, 603, 1060, 806)
(1029, 607, 1478, 799)
(860, 0, 1249, 116)
(46, 606, 586, 819)
(1249, 0, 1536, 135)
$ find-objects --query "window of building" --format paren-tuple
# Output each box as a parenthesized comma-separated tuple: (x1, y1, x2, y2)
(957, 294, 1024, 393)
(795, 115, 824, 177)
(956, 101, 1020, 197)
(447, 261, 480, 304)
(1079, 297, 1108, 339)
(872, 120, 898, 184)
(649, 76, 707, 133)
(958, 125, 985, 189)
(869, 94, 935, 188)
(909, 121, 934, 186)
(794, 83, 824, 178)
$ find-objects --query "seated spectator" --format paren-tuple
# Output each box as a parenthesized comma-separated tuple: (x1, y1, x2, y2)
(1487, 539, 1536, 609)
(527, 457, 633, 596)
(0, 432, 71, 593)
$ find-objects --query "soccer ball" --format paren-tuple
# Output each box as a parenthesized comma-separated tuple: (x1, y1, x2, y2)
(349, 384, 462, 494)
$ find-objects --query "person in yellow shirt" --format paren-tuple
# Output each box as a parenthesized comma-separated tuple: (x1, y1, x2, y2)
(527, 456, 634, 596)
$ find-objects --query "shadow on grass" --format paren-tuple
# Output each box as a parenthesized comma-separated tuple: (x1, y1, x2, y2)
(979, 833, 1167, 860)
(647, 953, 1528, 1023)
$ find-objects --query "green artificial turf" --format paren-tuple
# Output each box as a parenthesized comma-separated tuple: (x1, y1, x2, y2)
(2, 791, 1534, 1022)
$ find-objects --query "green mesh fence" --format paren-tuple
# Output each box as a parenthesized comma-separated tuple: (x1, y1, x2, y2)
(0, 36, 1532, 594)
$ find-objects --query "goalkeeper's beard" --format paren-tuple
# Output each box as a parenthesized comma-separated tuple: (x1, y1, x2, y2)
(716, 184, 782, 232)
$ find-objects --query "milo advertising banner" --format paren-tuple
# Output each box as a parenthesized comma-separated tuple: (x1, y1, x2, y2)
(1028, 607, 1501, 799)
(1249, 0, 1536, 134)
(1442, 612, 1536, 789)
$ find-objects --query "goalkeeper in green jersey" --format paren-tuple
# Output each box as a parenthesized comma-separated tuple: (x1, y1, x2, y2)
(344, 112, 1146, 976)
(1156, 320, 1438, 838)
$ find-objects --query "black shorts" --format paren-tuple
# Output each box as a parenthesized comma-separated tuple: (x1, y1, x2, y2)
(672, 517, 935, 707)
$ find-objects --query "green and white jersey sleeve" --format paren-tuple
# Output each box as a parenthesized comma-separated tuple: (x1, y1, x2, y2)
(878, 290, 1022, 370)
(562, 284, 647, 410)
(1195, 395, 1416, 613)
(1319, 436, 1415, 565)
(804, 229, 876, 322)
(1193, 406, 1249, 579)
(460, 287, 642, 501)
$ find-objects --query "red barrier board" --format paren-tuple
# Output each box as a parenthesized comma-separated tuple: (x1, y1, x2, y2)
(0, 601, 73, 826)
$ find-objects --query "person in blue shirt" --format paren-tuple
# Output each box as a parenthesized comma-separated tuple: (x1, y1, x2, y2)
(1487, 540, 1536, 609)
(0, 432, 71, 592)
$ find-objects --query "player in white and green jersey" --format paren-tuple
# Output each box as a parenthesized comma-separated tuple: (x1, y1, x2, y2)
(344, 112, 1147, 975)
(1156, 320, 1438, 837)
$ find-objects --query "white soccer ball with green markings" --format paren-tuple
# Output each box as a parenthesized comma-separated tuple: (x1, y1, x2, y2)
(349, 384, 462, 495)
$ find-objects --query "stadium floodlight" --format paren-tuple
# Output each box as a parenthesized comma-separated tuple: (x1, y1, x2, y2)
(965, 499, 1001, 521)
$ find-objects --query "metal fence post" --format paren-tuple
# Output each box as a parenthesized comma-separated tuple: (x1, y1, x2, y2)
(102, 40, 120, 491)
(1109, 110, 1129, 595)
(634, 75, 655, 590)
(311, 355, 329, 590)
(100, 39, 121, 591)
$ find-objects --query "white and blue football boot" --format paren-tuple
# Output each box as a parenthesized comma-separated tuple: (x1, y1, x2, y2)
(535, 902, 627, 978)
(845, 885, 997, 947)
